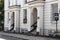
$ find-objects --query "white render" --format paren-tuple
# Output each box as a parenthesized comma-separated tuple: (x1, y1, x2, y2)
(4, 0, 60, 36)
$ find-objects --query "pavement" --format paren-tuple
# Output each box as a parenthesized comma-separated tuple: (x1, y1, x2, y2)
(0, 35, 28, 40)
(0, 32, 60, 40)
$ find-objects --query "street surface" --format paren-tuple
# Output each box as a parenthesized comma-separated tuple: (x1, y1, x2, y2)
(0, 32, 60, 40)
(0, 35, 60, 40)
(0, 35, 28, 40)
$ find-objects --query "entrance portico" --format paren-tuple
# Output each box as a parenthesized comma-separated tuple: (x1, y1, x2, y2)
(5, 5, 20, 32)
(27, 4, 44, 34)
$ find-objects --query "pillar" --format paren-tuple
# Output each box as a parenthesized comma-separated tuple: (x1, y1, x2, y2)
(9, 12, 12, 30)
(14, 10, 20, 32)
(27, 7, 32, 31)
(37, 5, 43, 33)
(4, 11, 9, 31)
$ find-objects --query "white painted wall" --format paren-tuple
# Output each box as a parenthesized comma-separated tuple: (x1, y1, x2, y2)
(4, 11, 9, 31)
(44, 4, 52, 29)
(14, 10, 20, 32)
(4, 0, 8, 10)
(4, 0, 60, 35)
(4, 0, 10, 31)
(57, 0, 60, 31)
(27, 0, 33, 2)
(10, 0, 21, 6)
(37, 6, 43, 32)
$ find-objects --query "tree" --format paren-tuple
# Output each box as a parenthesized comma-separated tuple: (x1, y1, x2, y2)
(0, 0, 4, 31)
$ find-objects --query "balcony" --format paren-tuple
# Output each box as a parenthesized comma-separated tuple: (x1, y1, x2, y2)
(27, 0, 45, 5)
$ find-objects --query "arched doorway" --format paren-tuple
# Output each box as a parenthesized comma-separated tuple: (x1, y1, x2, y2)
(30, 8, 37, 34)
(32, 8, 37, 24)
(11, 12, 14, 28)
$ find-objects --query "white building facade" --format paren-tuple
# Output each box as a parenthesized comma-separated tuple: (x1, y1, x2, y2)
(4, 0, 60, 36)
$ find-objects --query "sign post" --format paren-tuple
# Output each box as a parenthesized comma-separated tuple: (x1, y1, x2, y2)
(54, 13, 59, 35)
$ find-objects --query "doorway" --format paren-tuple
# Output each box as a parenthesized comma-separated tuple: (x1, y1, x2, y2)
(30, 8, 37, 34)
(9, 12, 15, 31)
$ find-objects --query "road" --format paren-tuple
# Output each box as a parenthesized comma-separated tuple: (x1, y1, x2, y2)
(0, 35, 60, 40)
(0, 35, 28, 40)
(0, 33, 60, 40)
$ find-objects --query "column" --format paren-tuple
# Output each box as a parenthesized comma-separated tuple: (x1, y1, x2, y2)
(14, 10, 20, 32)
(4, 11, 9, 31)
(9, 12, 12, 30)
(37, 5, 43, 35)
(27, 7, 32, 31)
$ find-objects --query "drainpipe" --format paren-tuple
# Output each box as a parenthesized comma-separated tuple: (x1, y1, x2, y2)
(43, 3, 45, 36)
(19, 8, 20, 33)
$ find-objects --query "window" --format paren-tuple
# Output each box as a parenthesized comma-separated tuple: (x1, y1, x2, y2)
(15, 0, 17, 5)
(8, 0, 10, 6)
(51, 4, 58, 21)
(12, 12, 14, 27)
(25, 0, 27, 4)
(23, 9, 27, 24)
(12, 12, 14, 22)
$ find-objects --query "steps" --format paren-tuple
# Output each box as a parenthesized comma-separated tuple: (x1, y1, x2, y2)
(28, 21, 37, 35)
(8, 23, 14, 32)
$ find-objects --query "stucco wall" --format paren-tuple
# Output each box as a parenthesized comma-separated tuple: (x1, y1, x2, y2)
(44, 3, 52, 30)
(4, 0, 60, 34)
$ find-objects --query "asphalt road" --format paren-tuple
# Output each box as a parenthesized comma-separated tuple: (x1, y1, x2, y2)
(0, 35, 60, 40)
(0, 35, 28, 40)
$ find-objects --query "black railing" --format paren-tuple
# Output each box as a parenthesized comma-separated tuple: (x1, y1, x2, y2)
(9, 23, 14, 31)
(31, 21, 37, 27)
(29, 21, 37, 32)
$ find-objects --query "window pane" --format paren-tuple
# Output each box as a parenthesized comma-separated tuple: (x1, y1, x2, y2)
(8, 0, 10, 6)
(23, 9, 27, 24)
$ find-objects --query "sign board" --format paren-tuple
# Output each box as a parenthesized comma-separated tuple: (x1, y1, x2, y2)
(54, 13, 59, 21)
